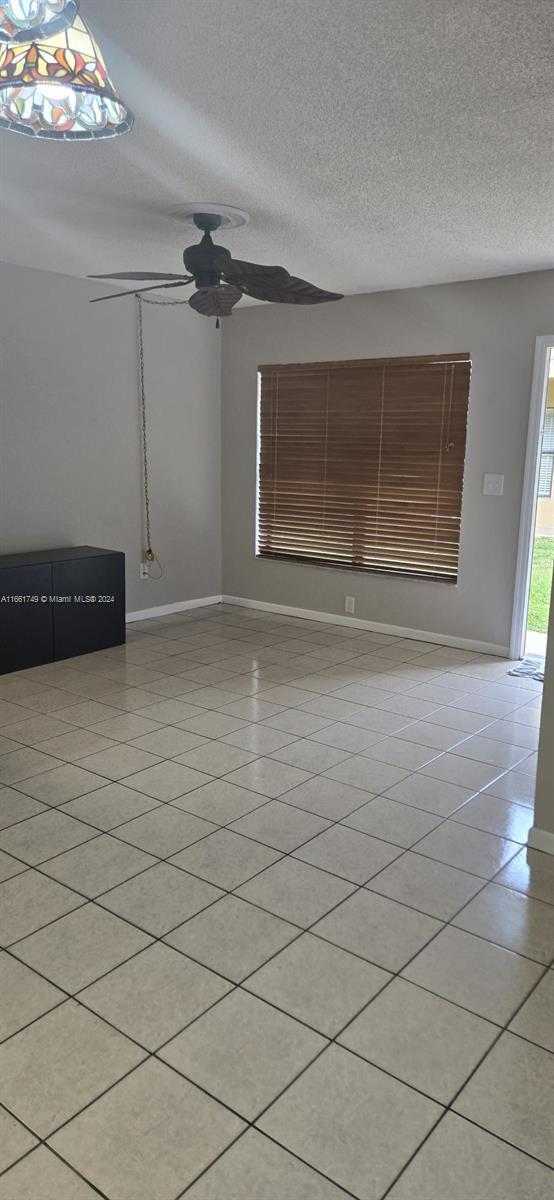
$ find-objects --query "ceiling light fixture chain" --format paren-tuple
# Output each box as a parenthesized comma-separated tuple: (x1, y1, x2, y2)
(136, 295, 163, 580)
(138, 296, 190, 306)
(139, 291, 222, 326)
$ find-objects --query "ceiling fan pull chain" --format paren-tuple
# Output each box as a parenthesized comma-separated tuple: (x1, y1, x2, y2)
(136, 295, 164, 580)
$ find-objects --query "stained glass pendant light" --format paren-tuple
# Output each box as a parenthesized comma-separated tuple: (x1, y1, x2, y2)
(0, 1, 78, 43)
(0, 11, 133, 138)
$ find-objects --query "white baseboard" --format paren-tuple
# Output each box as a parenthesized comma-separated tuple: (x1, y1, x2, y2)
(126, 590, 510, 656)
(126, 595, 222, 622)
(221, 595, 509, 656)
(528, 826, 554, 856)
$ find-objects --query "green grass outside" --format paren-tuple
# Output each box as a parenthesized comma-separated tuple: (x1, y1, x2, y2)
(528, 537, 554, 633)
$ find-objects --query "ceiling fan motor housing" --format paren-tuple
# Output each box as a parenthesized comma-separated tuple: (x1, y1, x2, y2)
(183, 230, 233, 289)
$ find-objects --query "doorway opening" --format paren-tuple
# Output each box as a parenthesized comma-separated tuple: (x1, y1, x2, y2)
(511, 336, 554, 661)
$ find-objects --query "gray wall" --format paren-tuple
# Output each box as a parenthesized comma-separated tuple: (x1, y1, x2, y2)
(222, 270, 554, 650)
(3, 263, 553, 645)
(0, 262, 221, 612)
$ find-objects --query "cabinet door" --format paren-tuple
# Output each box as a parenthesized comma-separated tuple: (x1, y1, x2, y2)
(52, 555, 125, 660)
(0, 565, 53, 673)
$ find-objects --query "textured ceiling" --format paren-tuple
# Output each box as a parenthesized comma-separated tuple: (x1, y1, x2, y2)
(0, 0, 552, 295)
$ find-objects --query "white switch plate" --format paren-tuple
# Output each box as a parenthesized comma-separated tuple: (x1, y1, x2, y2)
(345, 596, 356, 614)
(483, 473, 504, 496)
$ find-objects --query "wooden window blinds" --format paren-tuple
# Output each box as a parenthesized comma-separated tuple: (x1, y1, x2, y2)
(257, 353, 471, 582)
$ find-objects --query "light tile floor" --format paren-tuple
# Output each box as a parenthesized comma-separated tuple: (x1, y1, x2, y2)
(0, 603, 552, 1200)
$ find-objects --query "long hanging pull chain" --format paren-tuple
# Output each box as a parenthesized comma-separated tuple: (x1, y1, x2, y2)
(134, 290, 220, 579)
(136, 295, 163, 579)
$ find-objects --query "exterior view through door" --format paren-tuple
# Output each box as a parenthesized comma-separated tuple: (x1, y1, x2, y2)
(512, 337, 554, 661)
(528, 350, 554, 654)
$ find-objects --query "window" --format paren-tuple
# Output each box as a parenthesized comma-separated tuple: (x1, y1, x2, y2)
(538, 408, 554, 498)
(257, 353, 471, 582)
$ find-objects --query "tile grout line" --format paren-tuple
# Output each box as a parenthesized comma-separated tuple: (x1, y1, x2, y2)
(379, 958, 554, 1198)
(0, 609, 547, 1194)
(1, 731, 546, 1039)
(0, 779, 534, 1024)
(2, 749, 537, 986)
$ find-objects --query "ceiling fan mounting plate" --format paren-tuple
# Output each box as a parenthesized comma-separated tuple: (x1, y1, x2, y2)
(170, 203, 250, 230)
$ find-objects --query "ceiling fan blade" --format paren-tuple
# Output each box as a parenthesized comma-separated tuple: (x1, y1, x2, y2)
(255, 274, 344, 304)
(222, 258, 291, 289)
(90, 281, 189, 304)
(223, 259, 342, 304)
(188, 284, 243, 317)
(88, 271, 189, 281)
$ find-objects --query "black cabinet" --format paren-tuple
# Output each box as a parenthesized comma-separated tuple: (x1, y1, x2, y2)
(0, 546, 126, 675)
(0, 564, 53, 673)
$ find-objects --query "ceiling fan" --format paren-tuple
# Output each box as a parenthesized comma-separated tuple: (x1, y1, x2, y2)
(89, 211, 344, 319)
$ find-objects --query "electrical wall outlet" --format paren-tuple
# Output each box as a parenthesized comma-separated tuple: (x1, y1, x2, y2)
(139, 563, 149, 580)
(345, 595, 356, 614)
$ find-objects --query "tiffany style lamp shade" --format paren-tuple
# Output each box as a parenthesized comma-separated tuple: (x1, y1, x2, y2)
(0, 12, 133, 138)
(0, 1, 78, 43)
